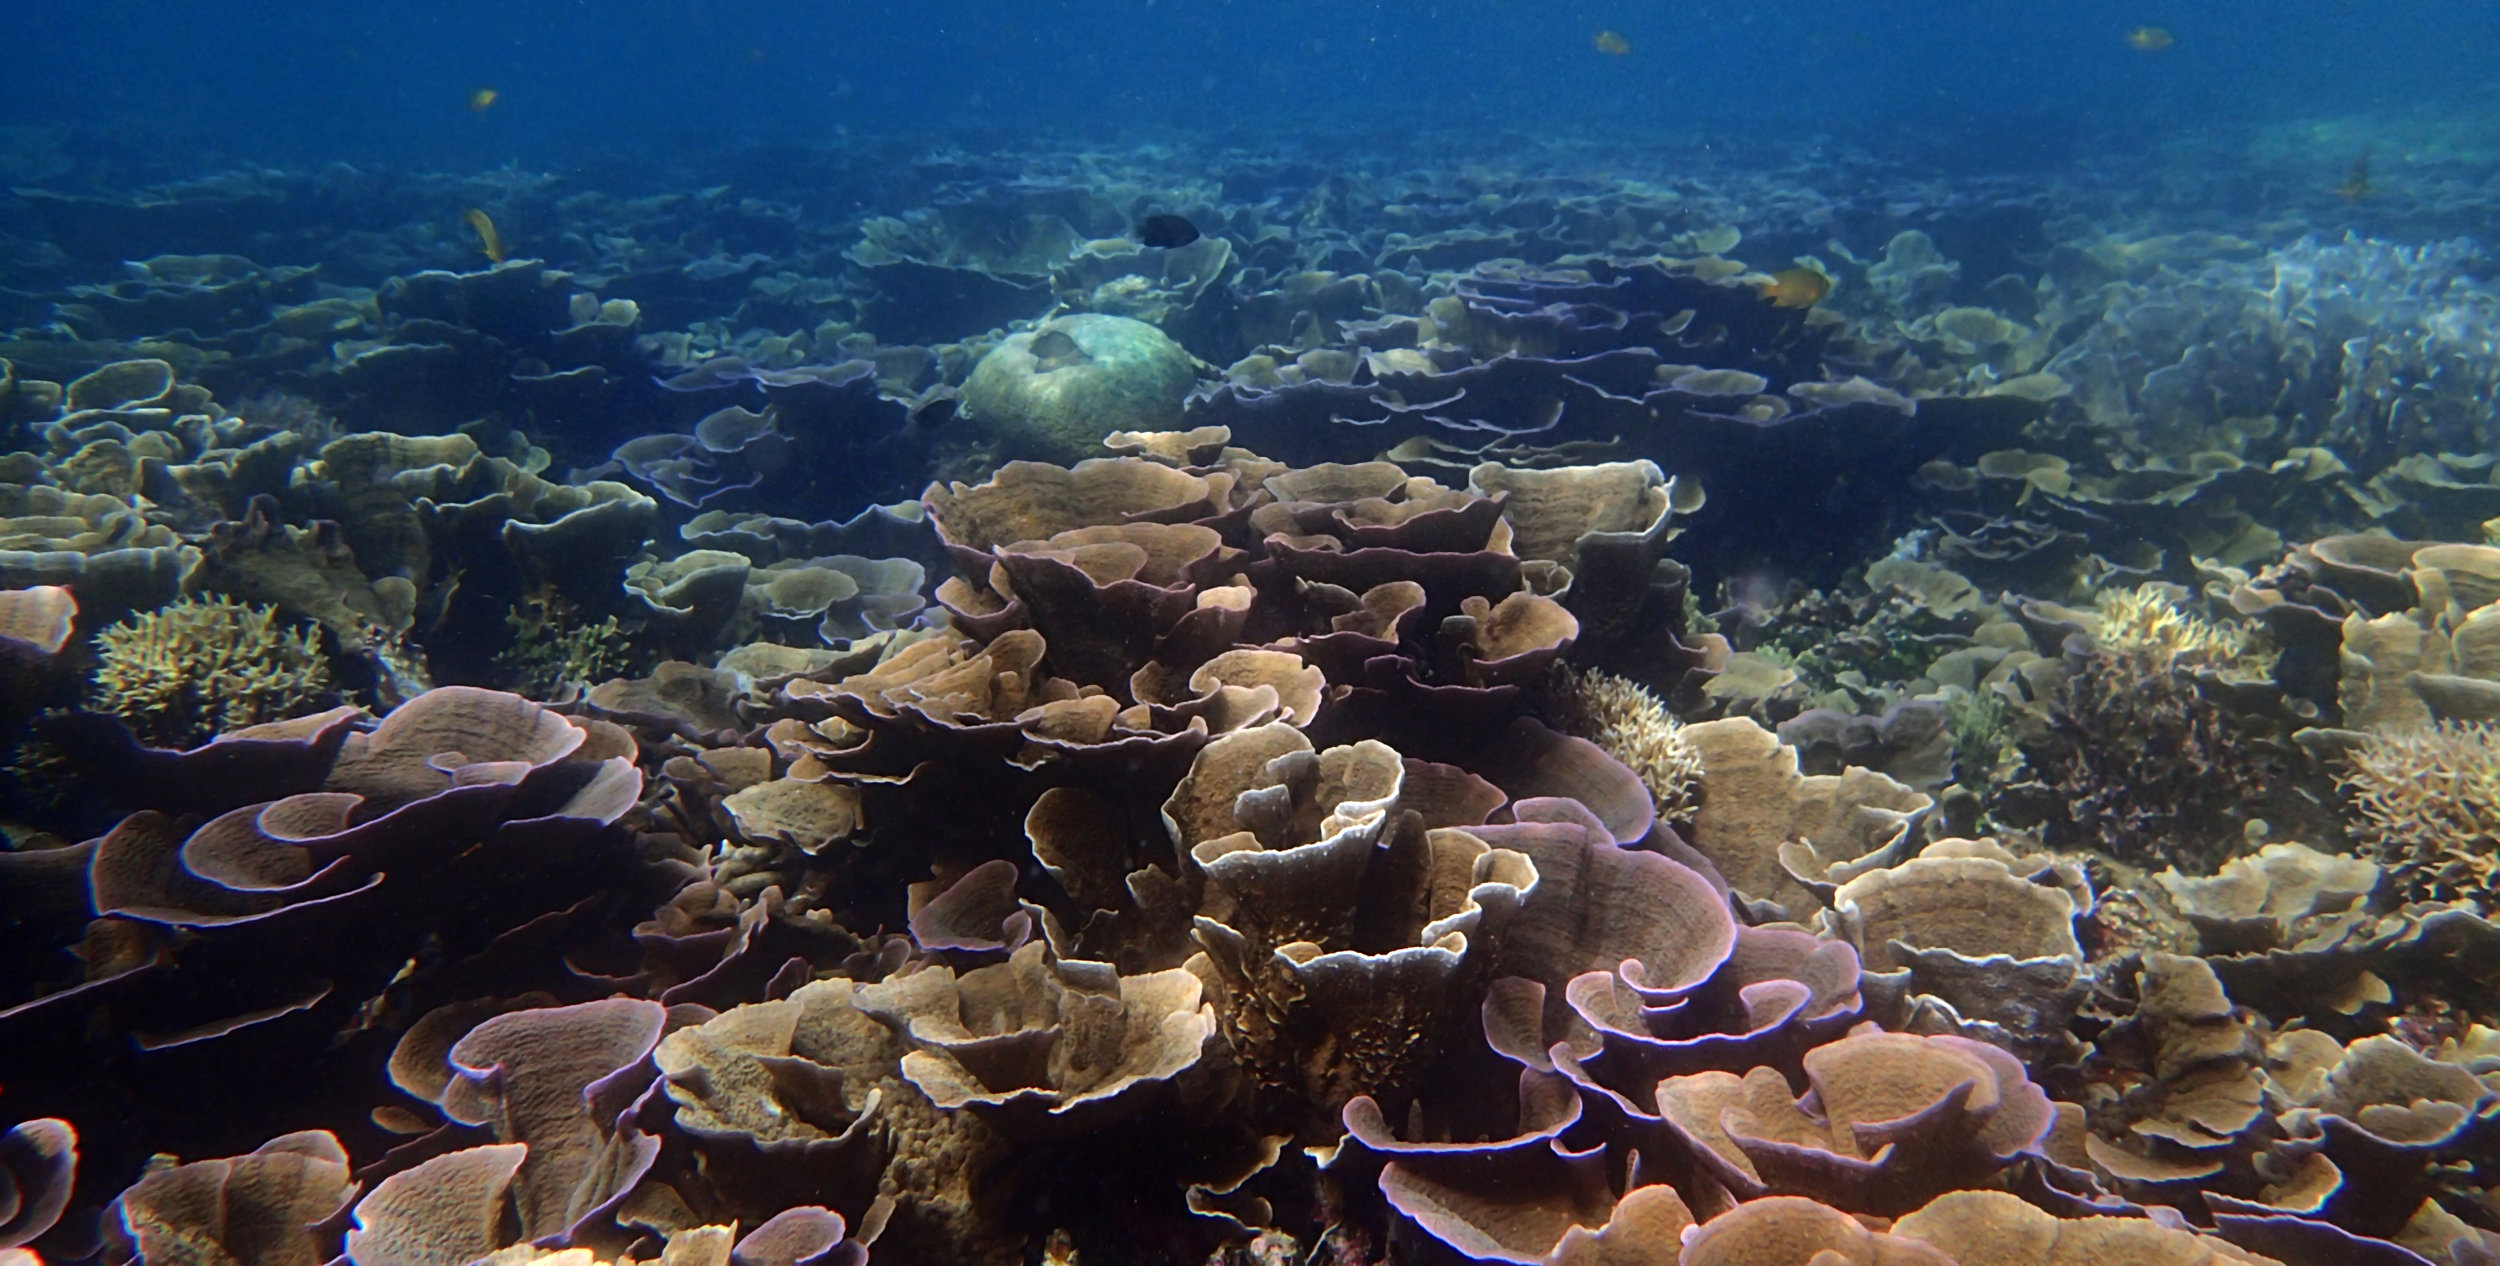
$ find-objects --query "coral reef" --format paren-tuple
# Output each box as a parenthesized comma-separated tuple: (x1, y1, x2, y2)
(13, 129, 2500, 1266)
(2002, 586, 2290, 871)
(960, 313, 1200, 461)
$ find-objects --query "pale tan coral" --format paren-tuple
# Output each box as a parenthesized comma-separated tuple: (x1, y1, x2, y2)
(2093, 584, 2274, 678)
(475, 1227, 731, 1266)
(2341, 720, 2500, 903)
(89, 594, 331, 747)
(1548, 666, 1702, 821)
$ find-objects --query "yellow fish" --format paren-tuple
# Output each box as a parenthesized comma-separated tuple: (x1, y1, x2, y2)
(2127, 25, 2174, 51)
(1759, 266, 1831, 310)
(1592, 29, 1632, 56)
(464, 209, 506, 263)
(468, 87, 499, 112)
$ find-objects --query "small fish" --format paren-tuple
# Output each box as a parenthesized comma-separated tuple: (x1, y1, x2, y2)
(1592, 29, 1633, 56)
(464, 208, 506, 263)
(2127, 25, 2174, 51)
(2332, 154, 2373, 201)
(1758, 266, 1831, 309)
(1136, 213, 1201, 249)
(467, 87, 499, 112)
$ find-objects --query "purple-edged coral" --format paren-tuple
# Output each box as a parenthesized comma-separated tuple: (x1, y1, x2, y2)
(1652, 1027, 2056, 1216)
(113, 1130, 357, 1266)
(1, 686, 650, 1229)
(0, 1119, 75, 1252)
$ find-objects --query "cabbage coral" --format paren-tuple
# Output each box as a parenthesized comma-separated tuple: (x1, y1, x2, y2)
(89, 594, 331, 747)
(2343, 720, 2500, 904)
(1549, 666, 1702, 820)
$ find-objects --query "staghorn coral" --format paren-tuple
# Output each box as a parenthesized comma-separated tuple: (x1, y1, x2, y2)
(88, 594, 331, 747)
(1546, 666, 1702, 822)
(2342, 720, 2500, 904)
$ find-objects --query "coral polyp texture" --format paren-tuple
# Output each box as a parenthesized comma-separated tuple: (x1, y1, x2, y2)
(8, 127, 2500, 1266)
(87, 593, 332, 747)
(2342, 721, 2500, 902)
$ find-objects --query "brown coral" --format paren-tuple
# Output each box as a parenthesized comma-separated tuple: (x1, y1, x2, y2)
(2012, 588, 2286, 871)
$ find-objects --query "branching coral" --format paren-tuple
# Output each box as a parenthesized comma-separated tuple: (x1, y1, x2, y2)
(1944, 686, 2021, 788)
(2342, 720, 2500, 904)
(2094, 584, 2276, 679)
(88, 594, 331, 747)
(1547, 666, 1702, 821)
(499, 588, 639, 695)
(2012, 587, 2284, 871)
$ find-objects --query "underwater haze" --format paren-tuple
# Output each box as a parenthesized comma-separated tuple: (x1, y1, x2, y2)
(15, 3, 2500, 1266)
(8, 0, 2498, 168)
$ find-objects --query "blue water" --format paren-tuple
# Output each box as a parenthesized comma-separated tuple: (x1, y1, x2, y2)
(9, 0, 2494, 174)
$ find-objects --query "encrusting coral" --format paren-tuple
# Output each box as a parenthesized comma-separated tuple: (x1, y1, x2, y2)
(87, 593, 331, 747)
(2342, 720, 2500, 904)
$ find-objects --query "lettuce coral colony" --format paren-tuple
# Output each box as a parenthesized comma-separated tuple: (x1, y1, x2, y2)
(6, 132, 2500, 1266)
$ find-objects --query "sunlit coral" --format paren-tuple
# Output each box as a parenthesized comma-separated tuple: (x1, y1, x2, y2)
(87, 594, 330, 747)
(2343, 720, 2500, 903)
(2094, 583, 2275, 678)
(1547, 665, 1702, 821)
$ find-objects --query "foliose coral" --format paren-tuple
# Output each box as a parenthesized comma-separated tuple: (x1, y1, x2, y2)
(20, 128, 2500, 1266)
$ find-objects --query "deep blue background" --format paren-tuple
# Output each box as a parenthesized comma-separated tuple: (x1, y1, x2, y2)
(4, 0, 2495, 175)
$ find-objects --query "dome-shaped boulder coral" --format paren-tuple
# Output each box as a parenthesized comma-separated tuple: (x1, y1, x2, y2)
(961, 314, 1199, 461)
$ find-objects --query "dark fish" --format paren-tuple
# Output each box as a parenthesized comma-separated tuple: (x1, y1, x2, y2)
(1136, 214, 1201, 249)
(2333, 154, 2372, 201)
